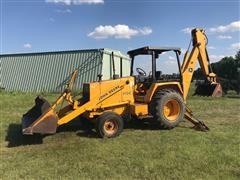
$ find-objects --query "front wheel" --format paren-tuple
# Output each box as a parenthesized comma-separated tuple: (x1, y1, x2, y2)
(95, 112, 124, 138)
(150, 89, 185, 129)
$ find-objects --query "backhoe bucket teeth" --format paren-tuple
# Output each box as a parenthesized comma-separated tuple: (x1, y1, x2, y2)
(22, 96, 58, 135)
(194, 83, 222, 97)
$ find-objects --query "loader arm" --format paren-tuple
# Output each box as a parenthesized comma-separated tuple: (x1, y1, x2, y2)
(57, 80, 127, 126)
(181, 28, 219, 100)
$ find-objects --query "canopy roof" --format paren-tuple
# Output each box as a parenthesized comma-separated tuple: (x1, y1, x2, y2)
(127, 46, 181, 57)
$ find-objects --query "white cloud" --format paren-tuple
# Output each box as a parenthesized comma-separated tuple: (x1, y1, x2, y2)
(24, 43, 32, 48)
(88, 24, 152, 39)
(231, 43, 240, 49)
(209, 21, 240, 33)
(181, 21, 240, 35)
(181, 27, 194, 34)
(138, 27, 153, 35)
(217, 35, 232, 39)
(56, 8, 72, 13)
(45, 0, 104, 5)
(161, 56, 177, 66)
(208, 46, 216, 49)
(209, 54, 235, 63)
(165, 60, 176, 65)
(168, 55, 175, 60)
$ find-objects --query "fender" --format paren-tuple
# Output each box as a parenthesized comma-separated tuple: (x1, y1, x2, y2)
(144, 82, 183, 103)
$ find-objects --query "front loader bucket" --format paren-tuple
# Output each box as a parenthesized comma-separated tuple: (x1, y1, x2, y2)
(22, 96, 58, 135)
(194, 83, 222, 97)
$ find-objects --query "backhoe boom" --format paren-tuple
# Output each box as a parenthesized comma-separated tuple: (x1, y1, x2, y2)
(181, 29, 222, 99)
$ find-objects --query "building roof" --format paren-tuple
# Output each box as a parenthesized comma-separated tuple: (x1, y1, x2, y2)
(0, 48, 129, 60)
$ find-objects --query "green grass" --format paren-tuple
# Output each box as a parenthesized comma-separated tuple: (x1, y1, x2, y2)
(0, 91, 240, 179)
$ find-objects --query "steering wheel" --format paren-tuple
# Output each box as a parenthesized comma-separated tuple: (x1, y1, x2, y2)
(136, 67, 147, 76)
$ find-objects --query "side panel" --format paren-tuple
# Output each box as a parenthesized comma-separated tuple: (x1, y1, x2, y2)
(86, 77, 135, 116)
(0, 49, 130, 93)
(101, 53, 121, 79)
(102, 49, 131, 80)
(130, 103, 148, 116)
(0, 50, 103, 92)
(101, 53, 112, 80)
(122, 58, 131, 77)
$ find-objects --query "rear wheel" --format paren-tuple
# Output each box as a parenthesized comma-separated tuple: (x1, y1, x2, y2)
(95, 112, 124, 138)
(150, 89, 185, 129)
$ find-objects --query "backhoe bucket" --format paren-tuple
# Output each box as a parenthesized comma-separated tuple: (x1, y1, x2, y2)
(194, 82, 222, 97)
(22, 96, 58, 135)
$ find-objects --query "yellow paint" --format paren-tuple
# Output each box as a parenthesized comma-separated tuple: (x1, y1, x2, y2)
(87, 106, 127, 118)
(25, 28, 215, 133)
(163, 99, 180, 121)
(181, 28, 218, 100)
(130, 103, 148, 116)
(144, 82, 183, 103)
(57, 76, 135, 125)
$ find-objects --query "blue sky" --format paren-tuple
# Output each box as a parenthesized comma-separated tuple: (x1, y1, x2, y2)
(1, 0, 240, 73)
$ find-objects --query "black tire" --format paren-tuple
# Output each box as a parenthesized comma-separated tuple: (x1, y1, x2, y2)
(95, 112, 124, 138)
(150, 89, 185, 129)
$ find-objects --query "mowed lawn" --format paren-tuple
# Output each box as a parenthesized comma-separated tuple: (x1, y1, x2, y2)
(0, 91, 240, 179)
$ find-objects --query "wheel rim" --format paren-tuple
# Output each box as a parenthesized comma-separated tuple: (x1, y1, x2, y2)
(103, 119, 118, 136)
(163, 99, 180, 121)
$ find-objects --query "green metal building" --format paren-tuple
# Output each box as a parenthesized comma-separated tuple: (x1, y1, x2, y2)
(0, 48, 130, 92)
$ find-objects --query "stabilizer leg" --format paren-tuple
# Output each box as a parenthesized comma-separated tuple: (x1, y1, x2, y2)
(184, 106, 209, 131)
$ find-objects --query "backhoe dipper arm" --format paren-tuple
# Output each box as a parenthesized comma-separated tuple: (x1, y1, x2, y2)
(181, 28, 217, 100)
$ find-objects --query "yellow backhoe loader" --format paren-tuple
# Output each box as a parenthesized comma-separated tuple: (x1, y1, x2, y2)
(22, 28, 222, 138)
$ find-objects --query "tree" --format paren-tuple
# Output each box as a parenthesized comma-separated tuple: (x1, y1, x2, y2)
(235, 50, 240, 62)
